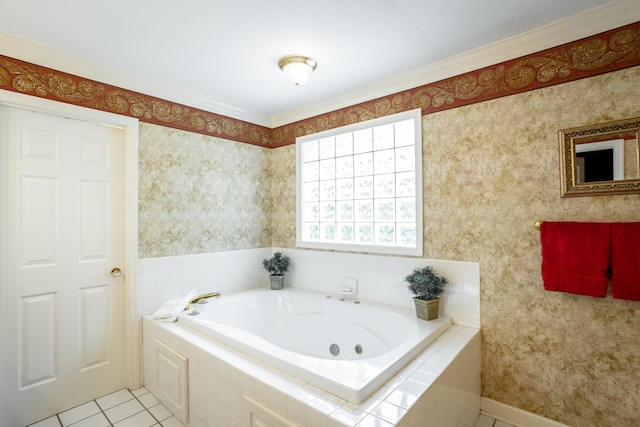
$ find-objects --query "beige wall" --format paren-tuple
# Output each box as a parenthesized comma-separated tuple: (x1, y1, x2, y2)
(139, 66, 640, 426)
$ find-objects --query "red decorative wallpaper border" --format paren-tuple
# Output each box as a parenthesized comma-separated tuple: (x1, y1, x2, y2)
(1, 21, 639, 148)
(0, 56, 271, 146)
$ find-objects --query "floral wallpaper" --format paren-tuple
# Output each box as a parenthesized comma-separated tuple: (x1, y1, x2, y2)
(138, 122, 270, 258)
(270, 66, 640, 426)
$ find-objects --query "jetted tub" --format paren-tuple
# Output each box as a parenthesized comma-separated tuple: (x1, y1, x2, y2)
(177, 288, 452, 403)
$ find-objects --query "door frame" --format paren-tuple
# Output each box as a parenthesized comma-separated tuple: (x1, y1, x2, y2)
(0, 89, 141, 389)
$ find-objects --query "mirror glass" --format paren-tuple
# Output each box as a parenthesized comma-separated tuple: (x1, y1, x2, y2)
(559, 117, 640, 197)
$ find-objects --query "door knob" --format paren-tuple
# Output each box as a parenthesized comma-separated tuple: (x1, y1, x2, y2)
(110, 267, 122, 277)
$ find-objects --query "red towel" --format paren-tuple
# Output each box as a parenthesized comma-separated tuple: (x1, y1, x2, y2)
(540, 221, 611, 298)
(611, 222, 640, 301)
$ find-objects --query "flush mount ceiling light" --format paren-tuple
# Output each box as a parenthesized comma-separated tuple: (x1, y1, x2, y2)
(278, 55, 317, 86)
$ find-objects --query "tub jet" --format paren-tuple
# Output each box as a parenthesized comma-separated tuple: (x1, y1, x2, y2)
(330, 344, 340, 356)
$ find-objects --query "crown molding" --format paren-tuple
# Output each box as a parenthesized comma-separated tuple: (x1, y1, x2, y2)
(269, 0, 640, 127)
(0, 31, 272, 127)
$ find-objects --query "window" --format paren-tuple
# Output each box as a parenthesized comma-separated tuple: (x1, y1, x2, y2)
(296, 109, 422, 256)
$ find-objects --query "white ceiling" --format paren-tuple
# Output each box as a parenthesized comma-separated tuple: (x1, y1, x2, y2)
(0, 1, 638, 127)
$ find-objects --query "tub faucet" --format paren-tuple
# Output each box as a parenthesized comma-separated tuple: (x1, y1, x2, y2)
(185, 292, 220, 315)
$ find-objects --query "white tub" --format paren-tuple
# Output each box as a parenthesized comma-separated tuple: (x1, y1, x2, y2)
(177, 288, 452, 403)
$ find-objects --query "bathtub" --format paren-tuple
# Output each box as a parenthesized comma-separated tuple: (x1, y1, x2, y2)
(176, 287, 452, 403)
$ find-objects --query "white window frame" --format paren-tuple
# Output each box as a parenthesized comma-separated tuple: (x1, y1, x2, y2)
(296, 108, 423, 256)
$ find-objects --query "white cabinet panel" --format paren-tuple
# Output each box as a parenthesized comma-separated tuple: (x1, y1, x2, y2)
(155, 339, 189, 424)
(244, 396, 300, 427)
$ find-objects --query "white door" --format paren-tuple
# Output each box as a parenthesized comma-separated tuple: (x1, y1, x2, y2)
(0, 106, 126, 426)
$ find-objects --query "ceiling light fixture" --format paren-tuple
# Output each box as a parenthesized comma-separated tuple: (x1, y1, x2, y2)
(278, 55, 317, 86)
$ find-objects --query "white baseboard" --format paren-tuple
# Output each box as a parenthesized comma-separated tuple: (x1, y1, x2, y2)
(480, 397, 571, 427)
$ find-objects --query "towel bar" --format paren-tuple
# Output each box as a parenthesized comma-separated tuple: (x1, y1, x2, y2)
(534, 220, 543, 231)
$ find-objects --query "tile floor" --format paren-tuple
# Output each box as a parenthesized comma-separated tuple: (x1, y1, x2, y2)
(474, 414, 515, 427)
(27, 388, 183, 427)
(28, 387, 513, 427)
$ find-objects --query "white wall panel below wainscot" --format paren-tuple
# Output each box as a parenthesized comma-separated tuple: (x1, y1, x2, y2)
(280, 248, 480, 328)
(137, 248, 272, 318)
(137, 248, 480, 328)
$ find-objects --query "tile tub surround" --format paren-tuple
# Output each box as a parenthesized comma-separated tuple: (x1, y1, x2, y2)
(143, 316, 480, 427)
(138, 248, 480, 329)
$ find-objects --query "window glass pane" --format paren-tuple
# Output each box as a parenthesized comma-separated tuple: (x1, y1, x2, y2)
(374, 174, 395, 198)
(320, 201, 335, 221)
(374, 149, 394, 174)
(321, 223, 336, 241)
(319, 180, 335, 201)
(395, 145, 415, 172)
(303, 202, 320, 221)
(303, 182, 319, 201)
(376, 224, 395, 245)
(337, 201, 353, 221)
(396, 197, 416, 222)
(354, 128, 372, 153)
(302, 223, 320, 241)
(336, 133, 353, 156)
(354, 176, 373, 199)
(398, 224, 417, 247)
(355, 200, 373, 221)
(394, 119, 415, 147)
(303, 161, 319, 182)
(319, 137, 335, 159)
(375, 198, 395, 222)
(319, 158, 335, 180)
(396, 171, 415, 197)
(302, 139, 319, 161)
(357, 223, 373, 244)
(336, 156, 354, 178)
(354, 152, 373, 176)
(373, 123, 394, 150)
(338, 223, 354, 243)
(336, 178, 353, 200)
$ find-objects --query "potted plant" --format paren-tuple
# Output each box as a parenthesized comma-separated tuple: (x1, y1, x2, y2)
(262, 251, 290, 290)
(404, 265, 448, 320)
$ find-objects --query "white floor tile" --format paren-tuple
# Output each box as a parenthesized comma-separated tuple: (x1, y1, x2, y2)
(96, 389, 135, 410)
(29, 416, 61, 427)
(159, 416, 185, 427)
(474, 414, 495, 427)
(131, 387, 149, 398)
(104, 399, 145, 424)
(113, 410, 157, 427)
(148, 404, 172, 422)
(68, 413, 110, 427)
(59, 401, 101, 426)
(138, 392, 160, 408)
(494, 421, 515, 427)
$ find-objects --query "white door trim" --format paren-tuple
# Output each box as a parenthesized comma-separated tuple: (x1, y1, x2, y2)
(0, 90, 141, 389)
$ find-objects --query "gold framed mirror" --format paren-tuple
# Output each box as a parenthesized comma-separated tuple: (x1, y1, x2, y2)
(559, 117, 640, 197)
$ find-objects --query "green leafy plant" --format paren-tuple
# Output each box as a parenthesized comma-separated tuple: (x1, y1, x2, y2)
(404, 265, 448, 301)
(262, 252, 290, 276)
